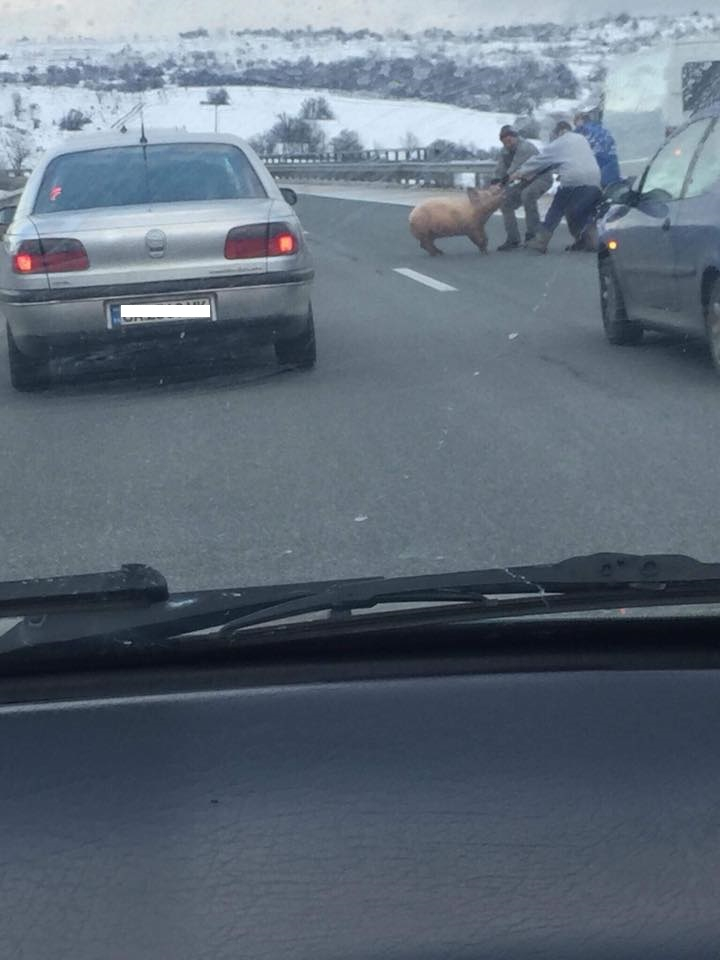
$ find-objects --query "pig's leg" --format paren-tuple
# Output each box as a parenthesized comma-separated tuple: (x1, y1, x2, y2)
(420, 236, 444, 256)
(469, 226, 489, 254)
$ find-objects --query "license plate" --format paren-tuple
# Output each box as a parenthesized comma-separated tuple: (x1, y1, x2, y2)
(107, 297, 216, 329)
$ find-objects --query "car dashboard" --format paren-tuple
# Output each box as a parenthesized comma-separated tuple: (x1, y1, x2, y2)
(2, 609, 720, 959)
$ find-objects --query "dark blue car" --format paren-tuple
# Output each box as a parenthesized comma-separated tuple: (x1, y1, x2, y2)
(598, 102, 720, 370)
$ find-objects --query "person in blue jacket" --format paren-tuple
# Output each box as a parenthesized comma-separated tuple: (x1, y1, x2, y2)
(574, 111, 621, 188)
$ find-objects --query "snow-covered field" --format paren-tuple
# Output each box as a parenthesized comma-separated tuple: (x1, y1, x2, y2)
(0, 84, 515, 165)
(2, 13, 720, 172)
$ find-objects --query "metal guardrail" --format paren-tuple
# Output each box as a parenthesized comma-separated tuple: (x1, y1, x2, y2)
(261, 155, 498, 187)
(263, 155, 648, 188)
(263, 149, 430, 163)
(0, 171, 27, 191)
(0, 188, 23, 205)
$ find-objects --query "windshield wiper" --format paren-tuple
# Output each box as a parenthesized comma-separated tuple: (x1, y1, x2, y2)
(0, 564, 168, 617)
(3, 552, 720, 658)
(213, 550, 720, 632)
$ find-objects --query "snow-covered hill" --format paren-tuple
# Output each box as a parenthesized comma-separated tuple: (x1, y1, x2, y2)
(2, 14, 719, 71)
(1, 14, 719, 169)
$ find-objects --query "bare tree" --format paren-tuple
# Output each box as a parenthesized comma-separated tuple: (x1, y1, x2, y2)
(300, 96, 334, 120)
(402, 131, 420, 151)
(3, 129, 32, 176)
(12, 91, 22, 119)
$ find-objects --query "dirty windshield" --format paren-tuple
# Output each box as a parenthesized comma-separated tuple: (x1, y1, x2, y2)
(0, 0, 719, 597)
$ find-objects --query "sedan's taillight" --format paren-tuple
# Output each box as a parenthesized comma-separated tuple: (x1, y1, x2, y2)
(224, 223, 299, 260)
(268, 224, 298, 256)
(12, 239, 89, 274)
(224, 224, 269, 260)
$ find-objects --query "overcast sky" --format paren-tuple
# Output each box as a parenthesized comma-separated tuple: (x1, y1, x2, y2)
(0, 0, 714, 40)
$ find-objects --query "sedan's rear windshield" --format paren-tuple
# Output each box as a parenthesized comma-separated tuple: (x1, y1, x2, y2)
(33, 143, 268, 214)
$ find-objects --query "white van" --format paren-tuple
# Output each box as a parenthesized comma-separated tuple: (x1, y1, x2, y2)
(603, 36, 720, 180)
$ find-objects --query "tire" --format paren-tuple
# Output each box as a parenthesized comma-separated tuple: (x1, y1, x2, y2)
(704, 276, 720, 375)
(274, 307, 316, 369)
(7, 324, 51, 391)
(599, 258, 643, 346)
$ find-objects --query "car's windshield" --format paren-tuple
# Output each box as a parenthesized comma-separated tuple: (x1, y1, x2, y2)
(33, 143, 267, 212)
(1, 0, 719, 610)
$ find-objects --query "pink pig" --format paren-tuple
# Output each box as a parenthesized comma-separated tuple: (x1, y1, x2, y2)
(408, 185, 505, 256)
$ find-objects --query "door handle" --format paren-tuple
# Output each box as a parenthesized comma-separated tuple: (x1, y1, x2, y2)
(662, 217, 671, 231)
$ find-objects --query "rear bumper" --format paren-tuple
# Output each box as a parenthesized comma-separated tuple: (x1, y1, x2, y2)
(2, 274, 313, 358)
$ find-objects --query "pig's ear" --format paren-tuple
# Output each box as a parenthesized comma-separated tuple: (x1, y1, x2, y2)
(466, 187, 481, 201)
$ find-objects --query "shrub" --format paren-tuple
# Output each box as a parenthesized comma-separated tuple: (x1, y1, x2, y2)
(206, 87, 230, 105)
(331, 128, 363, 155)
(59, 108, 92, 131)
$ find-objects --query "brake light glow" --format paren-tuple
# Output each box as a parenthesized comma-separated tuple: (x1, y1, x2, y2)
(224, 223, 299, 260)
(14, 253, 34, 273)
(12, 239, 89, 274)
(269, 231, 297, 256)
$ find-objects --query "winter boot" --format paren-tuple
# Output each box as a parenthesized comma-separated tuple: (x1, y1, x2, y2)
(497, 239, 521, 251)
(565, 237, 586, 252)
(527, 230, 551, 254)
(582, 223, 599, 252)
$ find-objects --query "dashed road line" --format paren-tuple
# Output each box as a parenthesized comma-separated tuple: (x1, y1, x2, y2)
(393, 268, 458, 292)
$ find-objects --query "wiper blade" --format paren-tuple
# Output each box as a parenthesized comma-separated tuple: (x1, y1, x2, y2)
(215, 551, 720, 633)
(3, 553, 720, 659)
(0, 564, 168, 617)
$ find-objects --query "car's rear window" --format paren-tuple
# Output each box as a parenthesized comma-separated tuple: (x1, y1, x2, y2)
(33, 142, 268, 214)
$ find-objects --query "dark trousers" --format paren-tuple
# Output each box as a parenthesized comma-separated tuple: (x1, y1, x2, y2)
(543, 186, 603, 238)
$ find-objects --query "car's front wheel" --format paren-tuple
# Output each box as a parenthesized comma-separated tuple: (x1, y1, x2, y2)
(275, 307, 316, 369)
(704, 276, 720, 375)
(599, 258, 643, 346)
(7, 325, 52, 392)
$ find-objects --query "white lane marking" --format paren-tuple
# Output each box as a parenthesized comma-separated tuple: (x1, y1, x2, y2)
(393, 268, 457, 292)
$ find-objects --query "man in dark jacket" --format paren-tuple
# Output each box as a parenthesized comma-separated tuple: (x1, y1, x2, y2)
(573, 112, 622, 187)
(491, 125, 553, 251)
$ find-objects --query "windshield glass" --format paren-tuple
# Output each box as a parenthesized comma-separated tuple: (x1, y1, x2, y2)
(0, 0, 719, 604)
(33, 143, 267, 212)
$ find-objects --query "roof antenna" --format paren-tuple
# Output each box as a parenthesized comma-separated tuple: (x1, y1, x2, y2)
(139, 102, 147, 145)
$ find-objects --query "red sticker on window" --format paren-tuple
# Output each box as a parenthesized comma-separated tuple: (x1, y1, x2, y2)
(50, 186, 62, 201)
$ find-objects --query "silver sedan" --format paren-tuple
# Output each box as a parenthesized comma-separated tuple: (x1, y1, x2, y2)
(0, 129, 315, 390)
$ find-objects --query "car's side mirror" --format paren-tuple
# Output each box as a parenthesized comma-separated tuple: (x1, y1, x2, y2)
(604, 178, 639, 208)
(641, 187, 673, 204)
(280, 187, 298, 206)
(637, 187, 672, 220)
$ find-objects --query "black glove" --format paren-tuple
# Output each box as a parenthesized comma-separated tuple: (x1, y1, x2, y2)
(490, 178, 502, 186)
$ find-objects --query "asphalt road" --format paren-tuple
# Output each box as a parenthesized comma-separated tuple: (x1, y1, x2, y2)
(2, 192, 720, 592)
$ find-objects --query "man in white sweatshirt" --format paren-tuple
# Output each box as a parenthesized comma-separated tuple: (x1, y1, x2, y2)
(510, 121, 603, 253)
